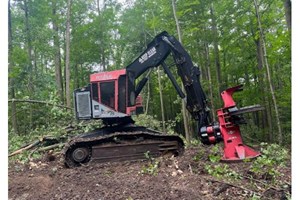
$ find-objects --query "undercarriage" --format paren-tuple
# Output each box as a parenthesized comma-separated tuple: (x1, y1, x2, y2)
(63, 124, 184, 168)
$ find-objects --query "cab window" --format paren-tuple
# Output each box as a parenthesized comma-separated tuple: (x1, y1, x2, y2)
(100, 81, 115, 109)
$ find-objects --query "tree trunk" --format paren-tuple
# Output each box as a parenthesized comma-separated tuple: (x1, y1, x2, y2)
(265, 95, 273, 142)
(172, 0, 191, 143)
(204, 43, 215, 120)
(8, 0, 19, 134)
(145, 79, 151, 115)
(74, 63, 80, 89)
(196, 41, 207, 81)
(80, 64, 84, 85)
(24, 0, 34, 129)
(250, 15, 272, 141)
(283, 0, 291, 31)
(33, 48, 38, 81)
(253, 37, 271, 141)
(157, 67, 166, 132)
(96, 0, 106, 70)
(24, 0, 33, 87)
(254, 38, 264, 70)
(96, 0, 101, 14)
(52, 0, 64, 104)
(253, 0, 283, 144)
(210, 3, 222, 94)
(24, 0, 34, 93)
(10, 84, 18, 134)
(152, 15, 166, 133)
(65, 0, 72, 107)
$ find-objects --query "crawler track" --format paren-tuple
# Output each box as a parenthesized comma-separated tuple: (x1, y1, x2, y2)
(63, 126, 184, 168)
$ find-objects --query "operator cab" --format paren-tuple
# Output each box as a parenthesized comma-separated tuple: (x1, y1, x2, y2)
(74, 69, 143, 121)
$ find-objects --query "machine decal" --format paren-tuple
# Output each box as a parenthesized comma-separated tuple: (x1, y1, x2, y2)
(139, 47, 156, 64)
(94, 74, 112, 81)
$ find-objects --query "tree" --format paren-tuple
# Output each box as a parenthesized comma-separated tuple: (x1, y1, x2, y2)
(23, 0, 35, 127)
(210, 3, 222, 94)
(51, 0, 64, 104)
(8, 0, 18, 134)
(283, 0, 291, 31)
(65, 0, 72, 107)
(253, 0, 283, 143)
(172, 0, 191, 143)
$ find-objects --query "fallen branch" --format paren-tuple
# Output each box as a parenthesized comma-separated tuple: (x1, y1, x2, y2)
(37, 143, 65, 152)
(39, 135, 67, 144)
(242, 175, 282, 191)
(9, 140, 40, 157)
(213, 183, 230, 196)
(8, 99, 72, 110)
(204, 177, 261, 197)
(188, 164, 193, 175)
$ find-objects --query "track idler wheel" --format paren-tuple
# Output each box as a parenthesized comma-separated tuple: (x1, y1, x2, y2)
(65, 146, 91, 167)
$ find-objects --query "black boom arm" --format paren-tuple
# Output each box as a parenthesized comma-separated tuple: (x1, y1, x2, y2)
(126, 31, 211, 127)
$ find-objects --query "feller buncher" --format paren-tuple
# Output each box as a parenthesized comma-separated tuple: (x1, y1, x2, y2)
(63, 31, 263, 167)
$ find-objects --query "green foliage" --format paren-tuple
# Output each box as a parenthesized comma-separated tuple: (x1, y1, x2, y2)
(192, 148, 205, 162)
(249, 194, 261, 200)
(203, 144, 240, 180)
(165, 120, 177, 135)
(240, 120, 266, 142)
(249, 143, 289, 181)
(205, 163, 240, 180)
(133, 114, 162, 131)
(140, 160, 160, 176)
(48, 93, 73, 121)
(208, 145, 222, 163)
(8, 131, 46, 163)
(190, 139, 200, 147)
(8, 134, 35, 156)
(139, 151, 160, 176)
(133, 114, 178, 135)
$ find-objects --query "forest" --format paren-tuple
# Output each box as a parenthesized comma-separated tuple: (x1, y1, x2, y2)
(8, 0, 291, 144)
(8, 0, 292, 199)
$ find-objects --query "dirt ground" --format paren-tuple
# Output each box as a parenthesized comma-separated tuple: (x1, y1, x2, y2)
(8, 147, 291, 200)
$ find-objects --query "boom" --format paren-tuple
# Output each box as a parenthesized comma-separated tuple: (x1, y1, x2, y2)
(126, 31, 210, 127)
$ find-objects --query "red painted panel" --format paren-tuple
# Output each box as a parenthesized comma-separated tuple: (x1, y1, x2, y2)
(220, 84, 243, 108)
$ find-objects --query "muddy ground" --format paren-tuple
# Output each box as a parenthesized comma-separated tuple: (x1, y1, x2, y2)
(8, 147, 291, 200)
